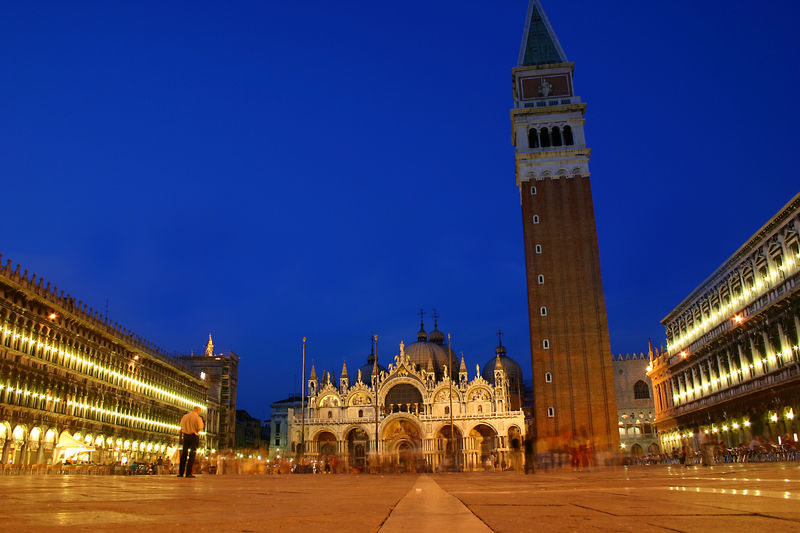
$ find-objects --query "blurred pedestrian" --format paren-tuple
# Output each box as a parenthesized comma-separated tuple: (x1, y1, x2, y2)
(178, 406, 204, 478)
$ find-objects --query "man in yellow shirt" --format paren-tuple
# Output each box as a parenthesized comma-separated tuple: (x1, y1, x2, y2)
(178, 406, 204, 477)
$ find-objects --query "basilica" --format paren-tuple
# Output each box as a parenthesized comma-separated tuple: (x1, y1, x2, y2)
(292, 316, 527, 471)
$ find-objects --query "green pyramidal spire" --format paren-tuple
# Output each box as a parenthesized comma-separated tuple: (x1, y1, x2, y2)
(518, 0, 568, 67)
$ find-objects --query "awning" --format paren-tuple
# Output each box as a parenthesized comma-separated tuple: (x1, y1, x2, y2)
(55, 431, 95, 452)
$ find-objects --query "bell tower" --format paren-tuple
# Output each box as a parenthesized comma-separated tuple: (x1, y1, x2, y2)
(512, 0, 618, 453)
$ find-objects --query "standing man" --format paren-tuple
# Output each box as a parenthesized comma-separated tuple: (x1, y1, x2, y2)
(178, 405, 204, 478)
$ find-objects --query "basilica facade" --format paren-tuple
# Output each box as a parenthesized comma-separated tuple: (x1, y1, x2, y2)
(291, 319, 527, 471)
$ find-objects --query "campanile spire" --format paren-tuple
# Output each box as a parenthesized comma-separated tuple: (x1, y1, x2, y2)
(518, 0, 567, 67)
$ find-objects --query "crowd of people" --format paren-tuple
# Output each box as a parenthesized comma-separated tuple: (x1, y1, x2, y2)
(628, 433, 798, 466)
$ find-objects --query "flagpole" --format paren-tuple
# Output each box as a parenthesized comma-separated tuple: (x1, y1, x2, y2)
(448, 333, 456, 471)
(300, 336, 306, 460)
(374, 334, 379, 467)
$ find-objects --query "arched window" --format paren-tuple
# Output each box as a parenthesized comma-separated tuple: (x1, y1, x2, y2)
(545, 372, 552, 383)
(532, 215, 540, 224)
(634, 380, 650, 399)
(530, 186, 537, 195)
(563, 125, 574, 145)
(535, 244, 542, 254)
(477, 405, 483, 413)
(540, 306, 547, 316)
(542, 339, 550, 349)
(537, 274, 544, 284)
(385, 383, 423, 412)
(528, 129, 539, 148)
(444, 406, 450, 415)
(539, 128, 551, 147)
(358, 409, 363, 418)
(551, 126, 562, 146)
(327, 411, 333, 419)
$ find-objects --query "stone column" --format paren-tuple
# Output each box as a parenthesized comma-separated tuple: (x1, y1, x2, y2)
(761, 330, 773, 372)
(776, 321, 789, 367)
(668, 378, 677, 407)
(683, 369, 691, 400)
(749, 335, 762, 377)
(793, 310, 800, 364)
(737, 342, 751, 381)
(726, 350, 737, 384)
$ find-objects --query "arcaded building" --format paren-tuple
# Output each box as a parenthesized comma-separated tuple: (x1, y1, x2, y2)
(511, 0, 619, 453)
(290, 319, 526, 471)
(649, 193, 800, 451)
(0, 256, 217, 466)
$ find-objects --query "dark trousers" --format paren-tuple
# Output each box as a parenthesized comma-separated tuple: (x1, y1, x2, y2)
(179, 433, 199, 476)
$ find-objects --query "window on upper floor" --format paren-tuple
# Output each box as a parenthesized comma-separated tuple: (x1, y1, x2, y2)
(540, 306, 547, 316)
(545, 372, 552, 383)
(537, 274, 544, 284)
(547, 407, 555, 417)
(542, 339, 550, 350)
(528, 128, 539, 148)
(535, 244, 542, 254)
(530, 186, 537, 195)
(532, 215, 540, 224)
(634, 380, 650, 399)
(563, 125, 574, 145)
(551, 126, 562, 147)
(539, 128, 551, 147)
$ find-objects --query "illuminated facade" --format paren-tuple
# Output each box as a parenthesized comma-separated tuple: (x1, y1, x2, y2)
(613, 352, 659, 458)
(289, 320, 527, 471)
(649, 193, 800, 451)
(511, 0, 619, 453)
(0, 255, 217, 465)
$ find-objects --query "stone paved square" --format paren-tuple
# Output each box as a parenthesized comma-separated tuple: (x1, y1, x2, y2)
(1, 464, 798, 532)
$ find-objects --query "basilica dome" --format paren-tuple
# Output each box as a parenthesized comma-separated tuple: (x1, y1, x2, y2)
(356, 340, 387, 383)
(481, 342, 523, 391)
(358, 358, 387, 383)
(404, 340, 454, 377)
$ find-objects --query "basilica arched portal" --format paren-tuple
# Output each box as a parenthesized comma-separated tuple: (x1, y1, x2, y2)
(434, 424, 463, 470)
(314, 431, 337, 458)
(467, 423, 498, 470)
(381, 417, 422, 471)
(345, 427, 368, 470)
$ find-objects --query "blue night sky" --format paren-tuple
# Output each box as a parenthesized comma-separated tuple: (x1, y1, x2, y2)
(2, 1, 798, 420)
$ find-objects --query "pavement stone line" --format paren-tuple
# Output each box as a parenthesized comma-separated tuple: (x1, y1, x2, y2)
(379, 475, 492, 533)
